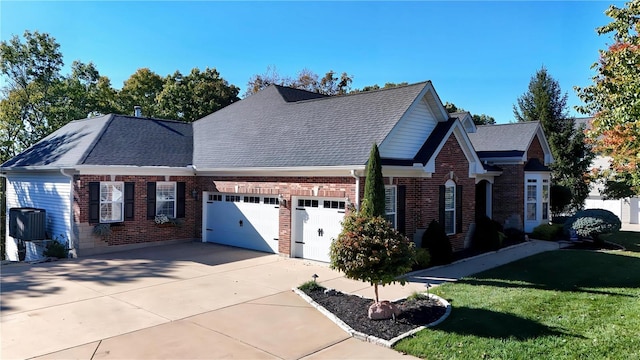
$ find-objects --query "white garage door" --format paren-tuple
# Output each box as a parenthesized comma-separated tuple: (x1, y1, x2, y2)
(292, 197, 346, 262)
(204, 193, 280, 253)
(584, 198, 622, 220)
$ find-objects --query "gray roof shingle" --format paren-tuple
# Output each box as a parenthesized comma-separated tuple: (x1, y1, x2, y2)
(468, 121, 540, 154)
(192, 82, 430, 168)
(2, 115, 193, 168)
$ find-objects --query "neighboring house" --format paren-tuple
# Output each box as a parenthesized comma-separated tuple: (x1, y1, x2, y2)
(576, 117, 639, 225)
(2, 81, 554, 262)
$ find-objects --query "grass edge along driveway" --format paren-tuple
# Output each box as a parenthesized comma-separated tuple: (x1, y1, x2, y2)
(395, 231, 640, 360)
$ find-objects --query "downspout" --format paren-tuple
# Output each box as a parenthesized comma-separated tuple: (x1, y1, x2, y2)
(59, 169, 76, 258)
(350, 170, 360, 211)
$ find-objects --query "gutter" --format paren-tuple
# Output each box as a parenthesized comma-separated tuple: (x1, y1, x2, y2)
(350, 170, 360, 211)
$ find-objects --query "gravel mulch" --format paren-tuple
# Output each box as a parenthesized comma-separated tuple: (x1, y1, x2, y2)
(302, 288, 447, 341)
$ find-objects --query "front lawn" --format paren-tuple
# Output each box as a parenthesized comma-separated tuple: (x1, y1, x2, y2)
(395, 231, 640, 359)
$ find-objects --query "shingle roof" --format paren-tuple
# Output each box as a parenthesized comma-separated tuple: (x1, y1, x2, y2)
(192, 82, 430, 168)
(468, 121, 540, 154)
(2, 115, 193, 168)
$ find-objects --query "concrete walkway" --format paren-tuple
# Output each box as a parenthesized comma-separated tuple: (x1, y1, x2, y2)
(1, 240, 560, 360)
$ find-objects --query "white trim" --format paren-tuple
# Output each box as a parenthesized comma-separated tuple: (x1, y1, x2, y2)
(156, 181, 177, 218)
(424, 120, 485, 177)
(99, 181, 125, 223)
(384, 185, 397, 228)
(444, 179, 456, 235)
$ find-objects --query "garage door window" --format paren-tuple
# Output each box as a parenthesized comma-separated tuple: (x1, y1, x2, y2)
(244, 196, 260, 203)
(226, 195, 241, 202)
(298, 199, 319, 208)
(264, 197, 279, 205)
(323, 200, 345, 209)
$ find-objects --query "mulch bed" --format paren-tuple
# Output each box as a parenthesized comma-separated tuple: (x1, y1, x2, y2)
(302, 288, 447, 341)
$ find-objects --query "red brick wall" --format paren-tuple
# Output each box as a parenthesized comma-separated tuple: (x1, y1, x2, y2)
(528, 135, 545, 162)
(490, 134, 546, 231)
(74, 175, 199, 249)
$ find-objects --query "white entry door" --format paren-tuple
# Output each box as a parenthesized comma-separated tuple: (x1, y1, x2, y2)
(292, 198, 346, 262)
(204, 193, 280, 253)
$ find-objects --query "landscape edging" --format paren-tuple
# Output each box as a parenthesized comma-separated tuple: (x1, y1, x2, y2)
(292, 287, 451, 348)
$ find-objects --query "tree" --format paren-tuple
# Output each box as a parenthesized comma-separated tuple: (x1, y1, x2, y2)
(157, 67, 239, 122)
(0, 30, 66, 161)
(443, 102, 496, 125)
(244, 66, 353, 97)
(360, 143, 386, 218)
(350, 82, 409, 94)
(330, 142, 415, 317)
(117, 68, 164, 117)
(576, 0, 640, 196)
(514, 67, 594, 211)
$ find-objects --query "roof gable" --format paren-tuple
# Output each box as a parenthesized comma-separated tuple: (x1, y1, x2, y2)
(192, 82, 434, 169)
(468, 121, 553, 164)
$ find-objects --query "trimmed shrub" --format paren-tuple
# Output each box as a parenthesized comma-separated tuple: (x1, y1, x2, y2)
(531, 223, 565, 241)
(421, 220, 453, 266)
(413, 247, 431, 270)
(564, 208, 621, 244)
(472, 216, 503, 251)
(551, 215, 571, 225)
(298, 280, 325, 293)
(504, 227, 526, 243)
(330, 213, 415, 302)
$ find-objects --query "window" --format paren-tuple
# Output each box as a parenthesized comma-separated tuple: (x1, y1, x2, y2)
(297, 199, 319, 208)
(444, 181, 456, 235)
(100, 182, 124, 223)
(225, 195, 241, 202)
(209, 194, 223, 202)
(323, 200, 345, 209)
(385, 186, 397, 228)
(542, 179, 549, 220)
(264, 197, 280, 205)
(526, 179, 537, 221)
(156, 182, 176, 217)
(244, 196, 260, 203)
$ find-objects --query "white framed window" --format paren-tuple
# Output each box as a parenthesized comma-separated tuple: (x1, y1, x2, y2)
(542, 179, 549, 220)
(385, 186, 397, 228)
(100, 182, 124, 223)
(444, 180, 456, 235)
(156, 182, 176, 217)
(526, 179, 537, 221)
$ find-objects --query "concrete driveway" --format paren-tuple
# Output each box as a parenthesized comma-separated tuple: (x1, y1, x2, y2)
(1, 242, 418, 359)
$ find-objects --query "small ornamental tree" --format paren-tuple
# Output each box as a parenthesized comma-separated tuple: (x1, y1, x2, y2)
(330, 142, 415, 319)
(330, 212, 415, 303)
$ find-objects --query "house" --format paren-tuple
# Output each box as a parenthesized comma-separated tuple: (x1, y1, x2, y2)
(576, 117, 639, 225)
(1, 81, 554, 262)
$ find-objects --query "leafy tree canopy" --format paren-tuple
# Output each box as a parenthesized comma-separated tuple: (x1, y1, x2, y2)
(576, 0, 640, 196)
(444, 102, 496, 125)
(245, 66, 353, 97)
(514, 67, 594, 211)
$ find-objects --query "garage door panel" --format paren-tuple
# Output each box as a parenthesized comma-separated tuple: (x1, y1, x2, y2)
(292, 198, 346, 263)
(205, 194, 279, 253)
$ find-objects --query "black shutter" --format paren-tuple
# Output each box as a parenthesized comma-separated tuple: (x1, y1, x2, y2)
(397, 185, 406, 234)
(176, 182, 186, 218)
(456, 185, 463, 233)
(438, 185, 445, 225)
(147, 182, 156, 219)
(124, 182, 135, 221)
(89, 182, 100, 223)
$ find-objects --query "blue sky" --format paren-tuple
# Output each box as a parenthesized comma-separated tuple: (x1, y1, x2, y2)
(1, 1, 622, 123)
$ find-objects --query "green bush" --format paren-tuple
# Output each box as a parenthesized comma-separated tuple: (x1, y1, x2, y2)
(330, 213, 415, 302)
(564, 208, 621, 244)
(422, 219, 453, 266)
(413, 247, 431, 270)
(551, 215, 571, 225)
(531, 223, 565, 241)
(504, 227, 525, 243)
(43, 237, 68, 259)
(298, 280, 325, 293)
(472, 216, 503, 251)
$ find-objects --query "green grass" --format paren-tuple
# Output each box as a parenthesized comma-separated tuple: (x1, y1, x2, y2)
(395, 231, 640, 359)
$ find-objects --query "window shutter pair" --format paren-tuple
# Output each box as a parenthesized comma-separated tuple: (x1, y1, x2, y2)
(88, 182, 134, 223)
(146, 182, 186, 219)
(438, 184, 463, 234)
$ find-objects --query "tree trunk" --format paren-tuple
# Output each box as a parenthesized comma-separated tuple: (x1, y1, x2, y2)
(374, 283, 379, 303)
